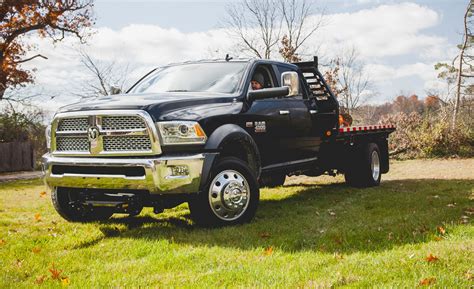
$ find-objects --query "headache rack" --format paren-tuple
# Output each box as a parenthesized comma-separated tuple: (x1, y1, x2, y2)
(294, 56, 336, 101)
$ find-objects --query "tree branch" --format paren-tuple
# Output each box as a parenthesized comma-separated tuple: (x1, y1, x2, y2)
(13, 54, 48, 64)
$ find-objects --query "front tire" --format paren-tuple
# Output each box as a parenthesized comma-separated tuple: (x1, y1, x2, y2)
(344, 143, 381, 188)
(188, 157, 259, 227)
(52, 188, 113, 222)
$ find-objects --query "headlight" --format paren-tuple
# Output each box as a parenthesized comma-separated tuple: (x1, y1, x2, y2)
(45, 125, 52, 150)
(157, 121, 207, 145)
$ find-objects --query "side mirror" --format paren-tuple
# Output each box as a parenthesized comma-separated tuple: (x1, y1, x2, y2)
(248, 87, 290, 101)
(281, 71, 300, 97)
(110, 86, 122, 95)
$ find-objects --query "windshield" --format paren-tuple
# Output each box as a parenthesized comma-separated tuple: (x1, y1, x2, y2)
(130, 62, 248, 95)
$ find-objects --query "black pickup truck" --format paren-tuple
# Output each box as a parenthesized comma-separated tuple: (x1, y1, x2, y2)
(42, 57, 395, 226)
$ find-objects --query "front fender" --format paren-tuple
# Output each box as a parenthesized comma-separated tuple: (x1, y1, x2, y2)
(200, 124, 261, 189)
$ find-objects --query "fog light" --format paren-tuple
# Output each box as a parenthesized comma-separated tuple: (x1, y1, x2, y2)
(170, 165, 189, 177)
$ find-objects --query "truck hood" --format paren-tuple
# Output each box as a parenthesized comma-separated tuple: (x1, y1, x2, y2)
(57, 92, 243, 121)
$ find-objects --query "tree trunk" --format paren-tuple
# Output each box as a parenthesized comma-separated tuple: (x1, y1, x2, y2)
(453, 1, 471, 129)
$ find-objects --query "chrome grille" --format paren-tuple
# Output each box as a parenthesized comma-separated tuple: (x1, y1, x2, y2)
(102, 116, 146, 130)
(56, 137, 89, 151)
(103, 135, 152, 151)
(52, 111, 160, 156)
(57, 118, 89, 132)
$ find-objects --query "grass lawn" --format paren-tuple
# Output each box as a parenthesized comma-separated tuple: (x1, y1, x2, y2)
(0, 159, 473, 288)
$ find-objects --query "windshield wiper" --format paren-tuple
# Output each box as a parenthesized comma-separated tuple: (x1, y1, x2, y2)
(166, 90, 189, 92)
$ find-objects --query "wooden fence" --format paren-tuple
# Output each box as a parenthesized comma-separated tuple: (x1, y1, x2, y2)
(0, 142, 35, 173)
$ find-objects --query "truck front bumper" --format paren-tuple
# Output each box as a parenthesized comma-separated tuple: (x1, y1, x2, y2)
(42, 153, 214, 194)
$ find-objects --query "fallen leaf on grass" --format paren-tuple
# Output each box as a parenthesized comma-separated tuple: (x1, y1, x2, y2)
(437, 226, 446, 235)
(34, 213, 41, 222)
(333, 236, 343, 245)
(61, 277, 70, 286)
(0, 239, 6, 246)
(328, 210, 336, 216)
(39, 191, 47, 198)
(264, 246, 273, 256)
(259, 232, 271, 239)
(460, 215, 469, 224)
(433, 236, 443, 242)
(35, 275, 47, 284)
(447, 203, 456, 208)
(419, 277, 436, 286)
(14, 259, 23, 268)
(425, 253, 439, 263)
(32, 247, 41, 254)
(49, 263, 63, 280)
(465, 270, 473, 280)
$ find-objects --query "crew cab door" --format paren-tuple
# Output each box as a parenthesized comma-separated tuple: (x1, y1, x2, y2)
(242, 64, 294, 166)
(274, 64, 320, 160)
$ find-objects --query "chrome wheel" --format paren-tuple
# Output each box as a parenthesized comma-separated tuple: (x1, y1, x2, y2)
(208, 169, 250, 221)
(371, 150, 380, 181)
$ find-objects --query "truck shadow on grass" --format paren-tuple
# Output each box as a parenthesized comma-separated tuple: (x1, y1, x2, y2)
(91, 179, 473, 254)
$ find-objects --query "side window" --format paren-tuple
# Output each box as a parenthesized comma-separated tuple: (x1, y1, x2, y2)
(250, 64, 277, 91)
(276, 65, 306, 99)
(249, 64, 279, 99)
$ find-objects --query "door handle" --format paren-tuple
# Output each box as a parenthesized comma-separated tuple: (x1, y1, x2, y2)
(279, 110, 290, 115)
(309, 110, 318, 114)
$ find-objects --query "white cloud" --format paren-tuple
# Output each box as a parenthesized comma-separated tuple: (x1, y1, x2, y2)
(365, 62, 448, 102)
(312, 2, 448, 60)
(17, 2, 455, 110)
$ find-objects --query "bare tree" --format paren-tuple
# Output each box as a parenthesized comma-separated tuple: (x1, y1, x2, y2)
(225, 0, 281, 59)
(336, 47, 373, 114)
(75, 51, 131, 98)
(278, 0, 325, 62)
(224, 0, 324, 61)
(453, 1, 474, 128)
(435, 2, 474, 129)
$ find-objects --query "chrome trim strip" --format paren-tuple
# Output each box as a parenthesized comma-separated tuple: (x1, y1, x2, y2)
(42, 153, 205, 194)
(51, 110, 161, 157)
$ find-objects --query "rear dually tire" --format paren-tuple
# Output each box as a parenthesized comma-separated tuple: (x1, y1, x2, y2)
(344, 143, 381, 188)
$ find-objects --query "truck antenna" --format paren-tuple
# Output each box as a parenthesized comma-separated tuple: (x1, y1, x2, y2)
(225, 54, 233, 62)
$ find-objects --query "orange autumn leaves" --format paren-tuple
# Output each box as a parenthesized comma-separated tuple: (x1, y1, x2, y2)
(418, 253, 440, 286)
(34, 191, 47, 222)
(419, 277, 436, 286)
(263, 246, 273, 256)
(425, 253, 439, 263)
(0, 0, 94, 99)
(35, 263, 70, 286)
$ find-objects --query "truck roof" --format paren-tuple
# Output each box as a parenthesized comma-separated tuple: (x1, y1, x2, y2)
(164, 58, 299, 70)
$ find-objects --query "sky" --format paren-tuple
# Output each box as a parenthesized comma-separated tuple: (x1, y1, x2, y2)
(17, 0, 468, 114)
